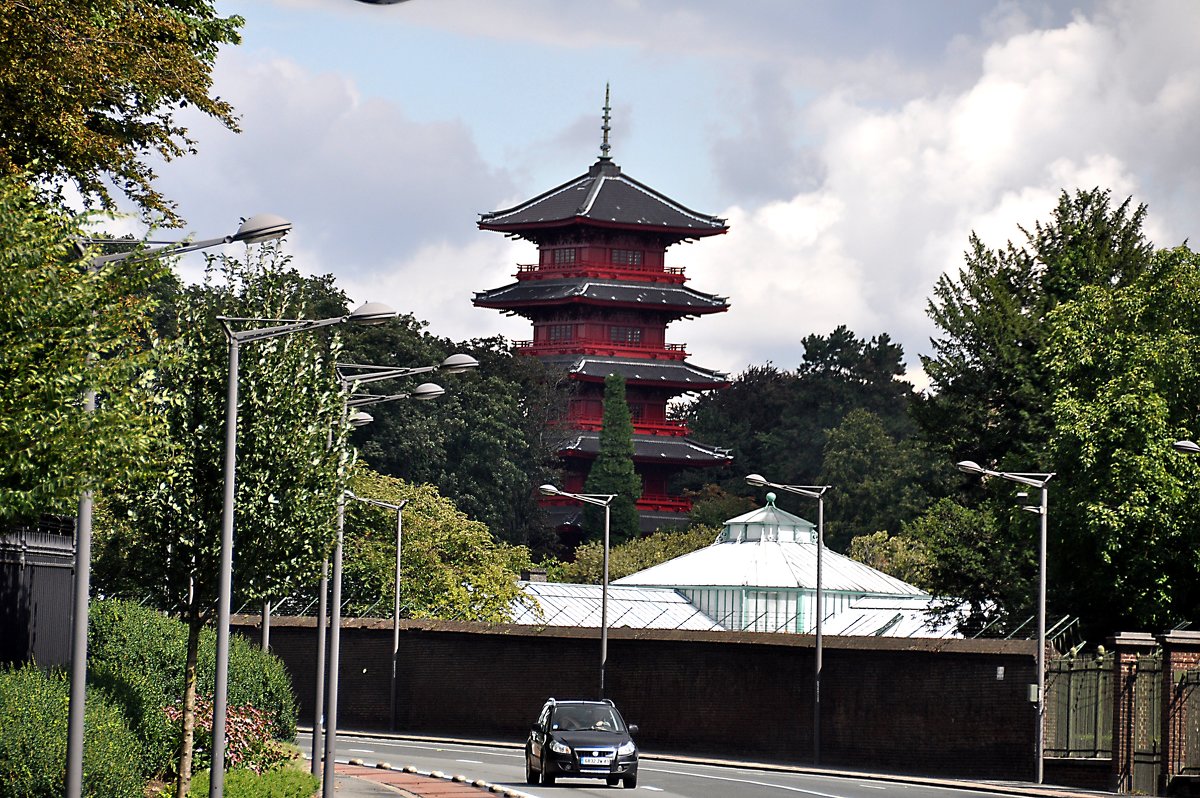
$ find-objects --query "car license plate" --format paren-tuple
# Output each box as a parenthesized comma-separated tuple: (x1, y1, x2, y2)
(580, 756, 611, 766)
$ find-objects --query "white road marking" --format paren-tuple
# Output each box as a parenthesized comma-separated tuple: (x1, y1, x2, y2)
(456, 759, 483, 764)
(642, 786, 664, 791)
(857, 784, 887, 790)
(643, 766, 851, 797)
(348, 748, 374, 753)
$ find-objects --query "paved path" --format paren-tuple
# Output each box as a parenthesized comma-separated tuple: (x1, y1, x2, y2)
(328, 762, 523, 798)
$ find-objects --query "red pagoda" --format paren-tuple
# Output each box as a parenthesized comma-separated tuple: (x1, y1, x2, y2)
(474, 92, 732, 532)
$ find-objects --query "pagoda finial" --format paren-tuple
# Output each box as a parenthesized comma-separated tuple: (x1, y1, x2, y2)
(599, 83, 612, 161)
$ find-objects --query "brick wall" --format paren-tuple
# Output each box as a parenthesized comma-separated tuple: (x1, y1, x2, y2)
(237, 616, 1038, 781)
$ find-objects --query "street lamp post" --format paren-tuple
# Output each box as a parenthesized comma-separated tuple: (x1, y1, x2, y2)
(319, 359, 475, 797)
(956, 460, 1054, 784)
(346, 494, 407, 730)
(64, 213, 292, 798)
(744, 474, 830, 766)
(538, 484, 616, 699)
(210, 301, 396, 798)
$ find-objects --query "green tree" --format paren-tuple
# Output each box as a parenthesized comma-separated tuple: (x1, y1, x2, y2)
(915, 188, 1165, 641)
(845, 530, 932, 589)
(682, 327, 918, 497)
(819, 409, 932, 551)
(338, 466, 533, 621)
(1043, 244, 1200, 637)
(917, 188, 1153, 472)
(94, 247, 349, 794)
(583, 374, 642, 544)
(546, 525, 718, 584)
(902, 498, 1032, 635)
(0, 174, 166, 522)
(0, 0, 243, 222)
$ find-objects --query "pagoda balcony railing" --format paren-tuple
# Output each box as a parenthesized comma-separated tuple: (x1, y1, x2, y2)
(516, 261, 686, 284)
(539, 493, 693, 514)
(636, 494, 692, 513)
(515, 339, 688, 360)
(570, 418, 691, 437)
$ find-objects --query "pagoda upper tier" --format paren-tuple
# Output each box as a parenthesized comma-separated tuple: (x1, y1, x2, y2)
(478, 158, 728, 243)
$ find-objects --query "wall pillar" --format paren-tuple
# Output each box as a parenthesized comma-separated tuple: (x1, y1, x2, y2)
(1159, 631, 1200, 795)
(1111, 632, 1156, 794)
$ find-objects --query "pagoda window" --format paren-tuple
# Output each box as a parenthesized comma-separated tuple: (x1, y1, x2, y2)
(552, 247, 577, 265)
(547, 323, 575, 342)
(609, 326, 643, 344)
(611, 248, 643, 266)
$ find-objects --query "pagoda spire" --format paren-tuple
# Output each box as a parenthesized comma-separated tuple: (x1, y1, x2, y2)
(599, 83, 612, 161)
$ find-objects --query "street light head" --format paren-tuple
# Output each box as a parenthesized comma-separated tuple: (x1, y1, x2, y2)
(232, 213, 292, 244)
(440, 353, 480, 373)
(1174, 440, 1200, 454)
(538, 484, 562, 497)
(411, 382, 444, 401)
(348, 410, 374, 427)
(347, 301, 397, 326)
(956, 460, 985, 476)
(745, 473, 768, 487)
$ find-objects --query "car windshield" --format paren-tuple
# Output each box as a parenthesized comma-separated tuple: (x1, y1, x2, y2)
(552, 704, 625, 732)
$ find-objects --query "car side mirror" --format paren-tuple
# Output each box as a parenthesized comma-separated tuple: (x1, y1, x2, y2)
(628, 724, 638, 735)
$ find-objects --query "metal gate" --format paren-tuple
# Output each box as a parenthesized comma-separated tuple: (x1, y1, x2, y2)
(1169, 670, 1200, 779)
(1046, 654, 1113, 758)
(1129, 653, 1163, 795)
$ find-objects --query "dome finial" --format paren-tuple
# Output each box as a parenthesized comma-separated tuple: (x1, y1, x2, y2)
(765, 491, 777, 506)
(599, 83, 612, 161)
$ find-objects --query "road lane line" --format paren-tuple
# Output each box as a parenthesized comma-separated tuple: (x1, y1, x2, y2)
(644, 766, 850, 797)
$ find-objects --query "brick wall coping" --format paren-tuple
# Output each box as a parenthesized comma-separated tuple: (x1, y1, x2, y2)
(233, 614, 1034, 656)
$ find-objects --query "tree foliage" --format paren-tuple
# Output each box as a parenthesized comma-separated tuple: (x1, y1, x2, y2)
(819, 408, 932, 551)
(93, 246, 349, 792)
(1043, 244, 1200, 636)
(917, 188, 1153, 472)
(338, 466, 534, 622)
(845, 530, 932, 590)
(0, 0, 243, 222)
(545, 525, 718, 584)
(583, 374, 642, 544)
(329, 310, 568, 557)
(0, 173, 167, 522)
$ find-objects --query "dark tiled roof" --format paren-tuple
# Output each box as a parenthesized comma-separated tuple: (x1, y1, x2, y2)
(540, 354, 729, 387)
(472, 278, 728, 314)
(561, 432, 732, 464)
(479, 159, 727, 238)
(543, 505, 688, 534)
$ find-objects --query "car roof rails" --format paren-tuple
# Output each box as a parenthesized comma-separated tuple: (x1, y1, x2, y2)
(602, 698, 615, 706)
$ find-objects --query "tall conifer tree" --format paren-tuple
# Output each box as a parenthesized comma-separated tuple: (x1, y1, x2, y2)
(583, 374, 642, 544)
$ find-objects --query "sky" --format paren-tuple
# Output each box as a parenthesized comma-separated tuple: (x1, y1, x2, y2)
(102, 0, 1200, 387)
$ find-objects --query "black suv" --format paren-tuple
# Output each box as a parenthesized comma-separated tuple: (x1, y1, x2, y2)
(525, 698, 639, 788)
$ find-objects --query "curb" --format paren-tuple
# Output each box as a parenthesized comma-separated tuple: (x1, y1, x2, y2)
(315, 731, 1112, 798)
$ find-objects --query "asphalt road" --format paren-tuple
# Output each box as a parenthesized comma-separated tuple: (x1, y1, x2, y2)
(298, 733, 1111, 798)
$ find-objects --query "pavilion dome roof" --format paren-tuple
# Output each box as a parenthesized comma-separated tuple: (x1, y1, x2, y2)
(614, 495, 926, 596)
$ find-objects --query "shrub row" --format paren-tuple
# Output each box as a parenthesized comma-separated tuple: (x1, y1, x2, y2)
(0, 665, 142, 798)
(0, 599, 302, 796)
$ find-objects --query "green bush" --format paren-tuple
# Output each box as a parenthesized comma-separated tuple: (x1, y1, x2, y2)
(197, 630, 298, 742)
(187, 765, 318, 798)
(87, 599, 298, 758)
(0, 664, 142, 798)
(88, 600, 188, 777)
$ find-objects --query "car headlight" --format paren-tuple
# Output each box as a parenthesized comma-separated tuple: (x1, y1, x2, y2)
(617, 740, 636, 756)
(550, 739, 572, 755)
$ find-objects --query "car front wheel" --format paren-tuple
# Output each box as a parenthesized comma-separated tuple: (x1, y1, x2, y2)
(622, 773, 637, 789)
(541, 755, 556, 785)
(525, 755, 540, 785)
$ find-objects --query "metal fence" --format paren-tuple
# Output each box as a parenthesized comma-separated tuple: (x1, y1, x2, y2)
(1171, 669, 1200, 777)
(1046, 653, 1113, 758)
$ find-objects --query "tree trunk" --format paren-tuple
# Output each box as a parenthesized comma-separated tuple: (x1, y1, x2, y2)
(175, 600, 203, 797)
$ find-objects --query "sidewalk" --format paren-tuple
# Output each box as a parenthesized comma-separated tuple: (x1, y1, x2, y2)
(326, 762, 526, 798)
